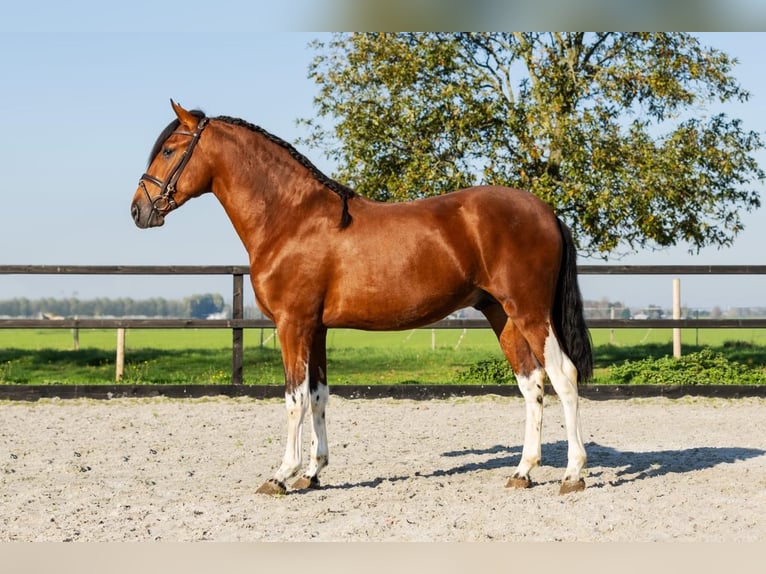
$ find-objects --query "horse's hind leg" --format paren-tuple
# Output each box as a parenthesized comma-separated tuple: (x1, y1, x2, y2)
(482, 304, 546, 489)
(513, 316, 586, 494)
(540, 324, 586, 494)
(485, 301, 586, 494)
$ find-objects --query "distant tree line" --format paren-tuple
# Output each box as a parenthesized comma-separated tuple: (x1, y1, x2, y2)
(4, 295, 763, 322)
(582, 300, 766, 320)
(0, 294, 226, 319)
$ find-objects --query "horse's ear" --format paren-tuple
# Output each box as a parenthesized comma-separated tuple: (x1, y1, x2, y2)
(170, 99, 198, 131)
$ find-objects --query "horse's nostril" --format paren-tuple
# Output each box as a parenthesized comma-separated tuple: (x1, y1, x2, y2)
(131, 203, 139, 223)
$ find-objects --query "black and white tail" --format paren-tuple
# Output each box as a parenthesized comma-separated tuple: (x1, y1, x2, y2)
(552, 220, 593, 382)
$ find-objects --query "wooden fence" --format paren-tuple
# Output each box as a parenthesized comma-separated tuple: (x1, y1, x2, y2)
(2, 264, 766, 384)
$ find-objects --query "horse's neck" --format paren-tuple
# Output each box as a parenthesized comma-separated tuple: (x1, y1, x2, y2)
(209, 129, 335, 258)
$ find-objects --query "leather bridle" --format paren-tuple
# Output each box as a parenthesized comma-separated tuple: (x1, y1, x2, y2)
(138, 116, 209, 219)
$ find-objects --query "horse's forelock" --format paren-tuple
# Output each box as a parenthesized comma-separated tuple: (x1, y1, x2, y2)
(147, 109, 206, 167)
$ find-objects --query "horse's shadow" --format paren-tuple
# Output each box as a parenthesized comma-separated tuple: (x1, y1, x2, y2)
(428, 441, 766, 488)
(316, 441, 765, 491)
(581, 442, 766, 488)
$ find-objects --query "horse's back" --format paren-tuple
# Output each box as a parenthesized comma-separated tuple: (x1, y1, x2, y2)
(352, 185, 559, 231)
(320, 185, 563, 329)
(453, 185, 559, 229)
(340, 185, 563, 278)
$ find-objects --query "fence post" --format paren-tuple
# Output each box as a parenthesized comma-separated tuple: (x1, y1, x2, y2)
(72, 316, 80, 351)
(673, 278, 681, 358)
(232, 273, 244, 385)
(115, 328, 126, 381)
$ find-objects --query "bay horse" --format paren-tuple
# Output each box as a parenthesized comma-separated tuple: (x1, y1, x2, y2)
(131, 100, 593, 496)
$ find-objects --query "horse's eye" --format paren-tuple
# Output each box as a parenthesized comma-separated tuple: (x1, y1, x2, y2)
(162, 147, 174, 159)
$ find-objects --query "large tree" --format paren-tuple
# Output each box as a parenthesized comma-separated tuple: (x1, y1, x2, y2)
(300, 33, 763, 256)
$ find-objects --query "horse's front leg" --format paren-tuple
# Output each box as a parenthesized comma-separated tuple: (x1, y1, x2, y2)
(292, 328, 329, 491)
(256, 323, 328, 496)
(255, 367, 309, 495)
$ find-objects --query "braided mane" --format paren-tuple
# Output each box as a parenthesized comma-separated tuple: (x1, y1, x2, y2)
(215, 115, 355, 228)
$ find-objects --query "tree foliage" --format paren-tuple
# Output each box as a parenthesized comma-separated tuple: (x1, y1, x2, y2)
(300, 33, 763, 256)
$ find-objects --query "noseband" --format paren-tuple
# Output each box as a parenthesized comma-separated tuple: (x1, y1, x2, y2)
(139, 117, 209, 218)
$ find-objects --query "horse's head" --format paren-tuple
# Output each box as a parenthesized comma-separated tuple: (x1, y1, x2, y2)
(131, 100, 212, 228)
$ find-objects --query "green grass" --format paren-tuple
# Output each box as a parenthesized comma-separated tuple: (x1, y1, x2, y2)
(590, 327, 766, 348)
(0, 328, 501, 385)
(0, 328, 765, 385)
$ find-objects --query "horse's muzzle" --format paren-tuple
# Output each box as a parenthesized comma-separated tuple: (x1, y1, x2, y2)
(131, 198, 165, 229)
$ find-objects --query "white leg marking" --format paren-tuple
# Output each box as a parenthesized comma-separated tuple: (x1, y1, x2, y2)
(543, 325, 586, 483)
(306, 382, 329, 478)
(274, 371, 309, 484)
(513, 367, 546, 480)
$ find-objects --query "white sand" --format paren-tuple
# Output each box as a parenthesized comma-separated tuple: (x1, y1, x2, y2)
(1, 394, 764, 541)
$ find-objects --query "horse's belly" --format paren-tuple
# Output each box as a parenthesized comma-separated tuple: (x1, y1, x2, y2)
(322, 278, 480, 331)
(321, 212, 484, 329)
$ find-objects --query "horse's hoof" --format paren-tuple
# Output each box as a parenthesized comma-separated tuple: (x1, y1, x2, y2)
(559, 478, 586, 495)
(291, 475, 320, 490)
(506, 476, 531, 489)
(256, 479, 287, 496)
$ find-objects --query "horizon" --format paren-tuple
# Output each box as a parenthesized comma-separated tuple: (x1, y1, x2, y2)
(1, 284, 765, 316)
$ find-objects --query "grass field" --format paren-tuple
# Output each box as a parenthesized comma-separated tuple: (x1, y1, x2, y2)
(1, 327, 765, 385)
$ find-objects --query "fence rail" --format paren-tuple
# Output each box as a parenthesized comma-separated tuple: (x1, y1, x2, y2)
(2, 265, 765, 384)
(3, 317, 766, 330)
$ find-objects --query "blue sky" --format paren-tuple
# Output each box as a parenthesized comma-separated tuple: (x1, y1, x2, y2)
(1, 20, 765, 310)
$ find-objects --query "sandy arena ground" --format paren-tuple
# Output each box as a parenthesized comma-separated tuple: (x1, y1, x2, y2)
(0, 394, 764, 542)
